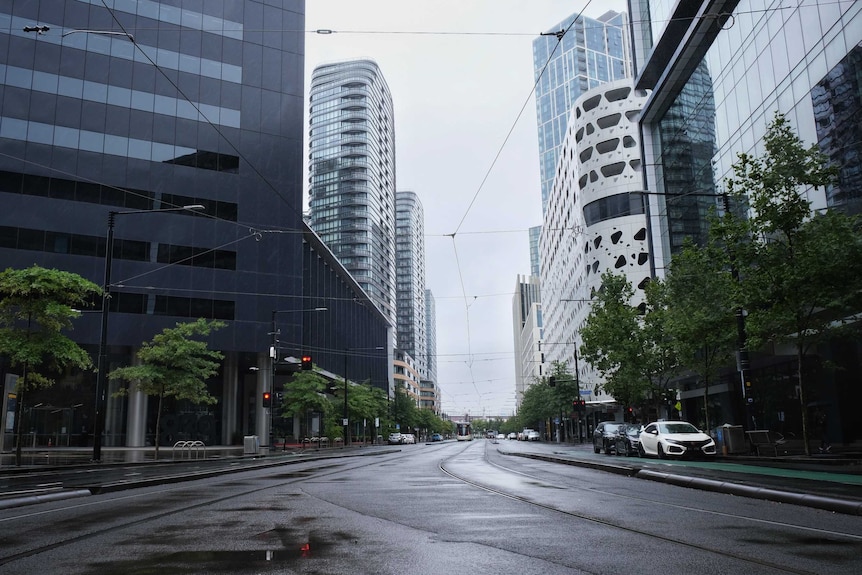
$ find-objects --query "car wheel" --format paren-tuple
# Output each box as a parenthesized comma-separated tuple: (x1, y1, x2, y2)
(658, 443, 667, 459)
(637, 443, 645, 458)
(593, 443, 601, 454)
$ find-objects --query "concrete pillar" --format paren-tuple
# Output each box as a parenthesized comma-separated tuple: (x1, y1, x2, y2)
(221, 352, 238, 446)
(125, 352, 147, 447)
(255, 352, 270, 447)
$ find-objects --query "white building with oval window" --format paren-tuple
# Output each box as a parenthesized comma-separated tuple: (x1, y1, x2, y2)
(540, 79, 649, 406)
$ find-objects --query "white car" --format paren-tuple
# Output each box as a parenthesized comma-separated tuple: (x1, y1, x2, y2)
(526, 430, 541, 441)
(638, 421, 716, 459)
(400, 433, 416, 444)
(387, 433, 403, 445)
(495, 433, 505, 440)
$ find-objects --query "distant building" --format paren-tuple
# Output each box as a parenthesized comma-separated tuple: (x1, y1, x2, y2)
(395, 191, 428, 380)
(512, 274, 543, 408)
(425, 289, 438, 384)
(528, 225, 542, 277)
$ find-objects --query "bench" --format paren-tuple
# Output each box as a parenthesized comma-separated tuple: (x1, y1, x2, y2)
(746, 430, 780, 456)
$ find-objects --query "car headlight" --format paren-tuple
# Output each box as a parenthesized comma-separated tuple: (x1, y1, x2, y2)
(663, 438, 682, 446)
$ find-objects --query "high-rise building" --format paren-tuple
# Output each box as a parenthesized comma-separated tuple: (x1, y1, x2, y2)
(532, 10, 631, 214)
(0, 1, 391, 450)
(308, 59, 398, 331)
(395, 191, 427, 379)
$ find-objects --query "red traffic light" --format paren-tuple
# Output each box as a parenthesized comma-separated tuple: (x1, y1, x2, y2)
(301, 355, 312, 370)
(262, 391, 272, 407)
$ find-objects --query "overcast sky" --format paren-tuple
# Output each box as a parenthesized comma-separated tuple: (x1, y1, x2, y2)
(304, 1, 628, 418)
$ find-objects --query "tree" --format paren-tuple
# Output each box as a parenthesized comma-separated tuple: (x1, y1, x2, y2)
(109, 318, 224, 457)
(579, 272, 679, 416)
(665, 238, 737, 429)
(720, 113, 862, 454)
(390, 385, 418, 432)
(0, 265, 100, 465)
(278, 369, 331, 439)
(517, 376, 555, 432)
(346, 381, 388, 441)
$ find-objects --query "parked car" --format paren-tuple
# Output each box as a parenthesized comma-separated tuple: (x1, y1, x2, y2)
(614, 424, 643, 457)
(495, 433, 506, 440)
(507, 432, 517, 440)
(525, 430, 541, 441)
(593, 421, 626, 455)
(430, 433, 443, 442)
(638, 421, 716, 459)
(387, 432, 403, 445)
(401, 433, 416, 444)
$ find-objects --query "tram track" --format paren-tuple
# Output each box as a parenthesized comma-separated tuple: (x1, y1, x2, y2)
(436, 440, 858, 575)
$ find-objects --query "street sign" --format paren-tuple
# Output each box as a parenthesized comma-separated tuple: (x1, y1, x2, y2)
(579, 390, 591, 396)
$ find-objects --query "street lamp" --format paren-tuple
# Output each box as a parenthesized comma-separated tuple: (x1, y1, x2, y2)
(269, 307, 327, 448)
(92, 204, 205, 462)
(343, 346, 384, 447)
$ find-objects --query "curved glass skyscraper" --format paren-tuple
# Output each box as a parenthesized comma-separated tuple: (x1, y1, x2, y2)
(308, 59, 397, 329)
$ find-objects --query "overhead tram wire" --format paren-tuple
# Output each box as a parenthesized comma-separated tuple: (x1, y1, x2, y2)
(449, 0, 595, 237)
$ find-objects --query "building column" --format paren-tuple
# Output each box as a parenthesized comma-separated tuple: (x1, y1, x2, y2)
(221, 352, 238, 446)
(255, 352, 270, 447)
(125, 352, 146, 447)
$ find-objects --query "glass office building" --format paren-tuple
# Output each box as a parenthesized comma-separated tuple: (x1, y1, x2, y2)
(631, 0, 862, 441)
(533, 10, 631, 214)
(0, 1, 391, 450)
(308, 59, 398, 332)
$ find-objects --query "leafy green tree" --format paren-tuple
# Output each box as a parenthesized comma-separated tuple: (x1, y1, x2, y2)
(278, 369, 331, 439)
(346, 381, 389, 441)
(518, 376, 555, 431)
(109, 318, 224, 457)
(719, 113, 862, 454)
(0, 265, 100, 465)
(390, 385, 418, 432)
(665, 238, 737, 429)
(580, 272, 679, 416)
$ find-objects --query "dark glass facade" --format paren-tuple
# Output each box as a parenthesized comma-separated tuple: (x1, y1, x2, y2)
(0, 1, 391, 448)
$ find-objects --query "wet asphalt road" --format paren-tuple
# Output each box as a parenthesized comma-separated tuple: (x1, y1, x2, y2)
(1, 440, 861, 574)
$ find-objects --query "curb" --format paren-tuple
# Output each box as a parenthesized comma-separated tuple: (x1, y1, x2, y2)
(501, 450, 862, 516)
(0, 489, 91, 511)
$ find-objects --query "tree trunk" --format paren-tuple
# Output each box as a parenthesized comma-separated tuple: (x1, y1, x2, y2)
(797, 345, 810, 456)
(702, 373, 710, 431)
(13, 371, 25, 467)
(154, 393, 163, 460)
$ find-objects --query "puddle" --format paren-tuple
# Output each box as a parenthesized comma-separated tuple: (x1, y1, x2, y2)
(84, 536, 338, 574)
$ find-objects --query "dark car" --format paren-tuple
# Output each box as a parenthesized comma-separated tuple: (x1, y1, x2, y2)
(614, 424, 642, 457)
(592, 421, 625, 455)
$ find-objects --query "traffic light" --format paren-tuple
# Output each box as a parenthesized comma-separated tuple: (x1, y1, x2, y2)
(301, 355, 313, 370)
(262, 391, 272, 408)
(549, 376, 556, 387)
